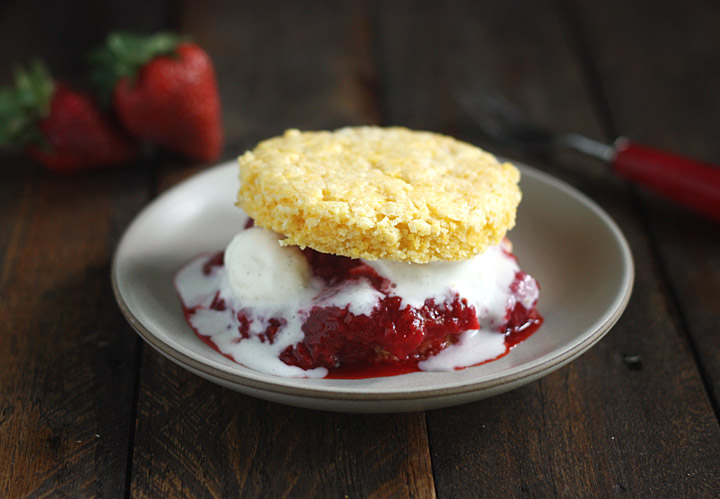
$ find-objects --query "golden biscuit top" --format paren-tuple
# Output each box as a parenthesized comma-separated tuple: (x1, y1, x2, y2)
(237, 127, 521, 263)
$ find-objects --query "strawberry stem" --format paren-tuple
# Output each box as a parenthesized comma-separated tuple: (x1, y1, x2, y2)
(89, 31, 188, 106)
(0, 61, 54, 150)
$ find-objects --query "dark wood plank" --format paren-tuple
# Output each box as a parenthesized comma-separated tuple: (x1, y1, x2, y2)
(0, 1, 173, 496)
(128, 1, 435, 496)
(0, 0, 175, 85)
(182, 0, 381, 153)
(377, 0, 720, 496)
(571, 0, 720, 411)
(131, 353, 433, 498)
(0, 167, 153, 497)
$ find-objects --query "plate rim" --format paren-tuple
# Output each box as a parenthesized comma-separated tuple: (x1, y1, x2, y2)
(111, 160, 634, 402)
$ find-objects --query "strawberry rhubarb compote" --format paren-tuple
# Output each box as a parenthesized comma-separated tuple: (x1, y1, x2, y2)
(175, 224, 542, 379)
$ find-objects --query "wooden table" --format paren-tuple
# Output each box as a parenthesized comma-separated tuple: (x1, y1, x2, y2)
(2, 1, 719, 496)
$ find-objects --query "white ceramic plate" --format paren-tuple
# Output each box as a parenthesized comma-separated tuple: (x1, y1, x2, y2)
(112, 160, 633, 413)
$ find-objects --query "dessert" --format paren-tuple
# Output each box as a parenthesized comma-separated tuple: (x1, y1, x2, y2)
(175, 127, 542, 378)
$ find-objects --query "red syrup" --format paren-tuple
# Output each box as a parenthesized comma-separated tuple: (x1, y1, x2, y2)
(324, 299, 543, 379)
(178, 244, 543, 379)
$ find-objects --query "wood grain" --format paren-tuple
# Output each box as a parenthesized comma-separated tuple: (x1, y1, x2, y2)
(571, 0, 720, 411)
(376, 0, 720, 496)
(128, 1, 435, 497)
(0, 168, 152, 497)
(1, 0, 718, 496)
(130, 353, 433, 498)
(0, 1, 172, 496)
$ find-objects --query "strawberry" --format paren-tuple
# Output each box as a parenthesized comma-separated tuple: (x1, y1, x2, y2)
(90, 32, 223, 162)
(0, 63, 137, 173)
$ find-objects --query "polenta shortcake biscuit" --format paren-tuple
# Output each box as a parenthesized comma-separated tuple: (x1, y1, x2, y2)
(174, 127, 541, 379)
(237, 127, 521, 263)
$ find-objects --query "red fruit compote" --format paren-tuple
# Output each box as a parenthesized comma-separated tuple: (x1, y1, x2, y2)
(175, 224, 542, 379)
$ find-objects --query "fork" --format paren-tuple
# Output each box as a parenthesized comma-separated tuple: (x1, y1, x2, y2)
(458, 89, 720, 222)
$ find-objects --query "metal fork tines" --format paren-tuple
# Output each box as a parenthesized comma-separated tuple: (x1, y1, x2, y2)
(457, 89, 614, 162)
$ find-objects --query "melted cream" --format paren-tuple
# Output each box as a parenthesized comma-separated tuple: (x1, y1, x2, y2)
(365, 245, 517, 329)
(175, 227, 535, 378)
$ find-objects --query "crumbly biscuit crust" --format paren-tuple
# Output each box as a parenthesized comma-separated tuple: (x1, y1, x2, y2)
(237, 127, 521, 263)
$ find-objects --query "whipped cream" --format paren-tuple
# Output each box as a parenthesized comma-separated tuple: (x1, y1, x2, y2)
(366, 245, 517, 329)
(175, 227, 536, 377)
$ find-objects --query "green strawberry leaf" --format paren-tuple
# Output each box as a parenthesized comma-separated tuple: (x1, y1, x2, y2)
(89, 31, 189, 107)
(0, 61, 54, 150)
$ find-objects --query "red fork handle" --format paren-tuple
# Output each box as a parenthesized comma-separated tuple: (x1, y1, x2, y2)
(612, 139, 720, 221)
